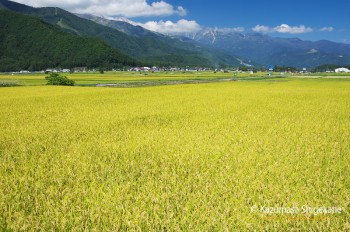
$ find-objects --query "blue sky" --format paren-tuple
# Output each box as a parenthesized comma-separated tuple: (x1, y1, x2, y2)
(13, 0, 350, 43)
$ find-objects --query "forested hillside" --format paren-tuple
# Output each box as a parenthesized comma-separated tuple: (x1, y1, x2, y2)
(0, 9, 138, 71)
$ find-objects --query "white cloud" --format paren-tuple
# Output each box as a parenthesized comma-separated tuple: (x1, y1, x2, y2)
(176, 6, 187, 17)
(11, 0, 186, 18)
(320, 27, 334, 32)
(252, 25, 271, 33)
(252, 24, 313, 34)
(139, 19, 202, 34)
(274, 24, 313, 34)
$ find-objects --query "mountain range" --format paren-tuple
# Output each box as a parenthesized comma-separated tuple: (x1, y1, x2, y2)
(1, 0, 350, 71)
(0, 0, 242, 69)
(75, 14, 350, 68)
(66, 13, 350, 68)
(78, 14, 243, 67)
(184, 29, 350, 68)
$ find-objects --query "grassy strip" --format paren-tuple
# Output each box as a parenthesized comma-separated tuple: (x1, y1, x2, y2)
(0, 80, 20, 87)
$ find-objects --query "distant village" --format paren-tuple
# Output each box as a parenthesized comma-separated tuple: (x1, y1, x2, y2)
(13, 66, 210, 74)
(10, 66, 350, 75)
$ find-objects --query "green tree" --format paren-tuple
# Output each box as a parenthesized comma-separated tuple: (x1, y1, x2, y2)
(45, 73, 75, 86)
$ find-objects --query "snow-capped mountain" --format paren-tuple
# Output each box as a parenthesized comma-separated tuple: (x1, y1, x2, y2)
(79, 13, 350, 68)
(184, 28, 350, 67)
(110, 17, 139, 26)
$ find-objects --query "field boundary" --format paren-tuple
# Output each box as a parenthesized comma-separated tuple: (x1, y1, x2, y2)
(82, 76, 286, 88)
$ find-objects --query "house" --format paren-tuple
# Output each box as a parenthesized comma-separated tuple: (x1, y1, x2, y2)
(335, 68, 350, 73)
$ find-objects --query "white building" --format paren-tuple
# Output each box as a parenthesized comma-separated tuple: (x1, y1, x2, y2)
(335, 68, 350, 73)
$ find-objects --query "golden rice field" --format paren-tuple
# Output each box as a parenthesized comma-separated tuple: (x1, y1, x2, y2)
(0, 77, 350, 230)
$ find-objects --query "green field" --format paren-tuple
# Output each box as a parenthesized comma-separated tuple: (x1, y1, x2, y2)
(1, 71, 350, 86)
(0, 71, 276, 86)
(0, 74, 350, 230)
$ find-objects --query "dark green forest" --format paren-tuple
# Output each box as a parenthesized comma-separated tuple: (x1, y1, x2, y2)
(0, 9, 138, 72)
